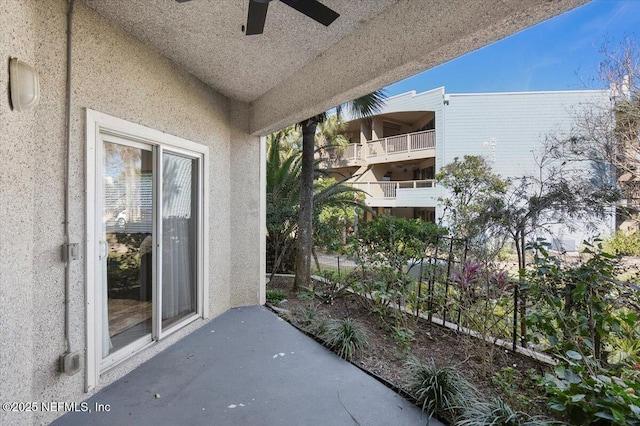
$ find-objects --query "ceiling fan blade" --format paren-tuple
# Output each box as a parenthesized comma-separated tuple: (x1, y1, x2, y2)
(280, 0, 339, 27)
(175, 0, 193, 3)
(246, 0, 270, 35)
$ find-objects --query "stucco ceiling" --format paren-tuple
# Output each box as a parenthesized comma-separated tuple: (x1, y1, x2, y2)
(81, 0, 589, 134)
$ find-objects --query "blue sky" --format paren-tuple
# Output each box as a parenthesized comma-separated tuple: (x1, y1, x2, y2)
(384, 0, 640, 97)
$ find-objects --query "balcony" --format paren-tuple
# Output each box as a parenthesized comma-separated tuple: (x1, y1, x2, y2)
(351, 179, 438, 208)
(365, 129, 435, 162)
(319, 129, 436, 168)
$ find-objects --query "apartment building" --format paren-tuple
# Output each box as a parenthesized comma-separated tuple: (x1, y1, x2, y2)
(321, 87, 614, 249)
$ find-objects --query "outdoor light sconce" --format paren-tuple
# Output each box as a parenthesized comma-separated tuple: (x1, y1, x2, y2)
(9, 57, 40, 111)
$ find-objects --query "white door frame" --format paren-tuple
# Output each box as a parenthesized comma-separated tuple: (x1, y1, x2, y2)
(86, 109, 209, 391)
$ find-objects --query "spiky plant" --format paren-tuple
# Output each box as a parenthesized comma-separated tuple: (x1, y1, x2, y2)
(313, 317, 330, 337)
(293, 304, 321, 330)
(405, 358, 479, 424)
(323, 318, 369, 361)
(456, 398, 553, 426)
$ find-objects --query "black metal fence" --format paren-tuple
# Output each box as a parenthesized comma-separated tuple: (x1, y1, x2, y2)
(313, 236, 528, 353)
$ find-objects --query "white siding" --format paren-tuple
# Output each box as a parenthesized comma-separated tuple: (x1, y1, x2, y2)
(396, 188, 438, 207)
(443, 90, 610, 178)
(441, 90, 614, 246)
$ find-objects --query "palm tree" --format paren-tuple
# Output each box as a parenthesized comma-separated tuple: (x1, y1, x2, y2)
(294, 91, 386, 290)
(266, 127, 369, 282)
(266, 128, 302, 279)
(316, 114, 350, 158)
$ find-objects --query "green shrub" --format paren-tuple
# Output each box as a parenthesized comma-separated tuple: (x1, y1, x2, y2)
(603, 231, 640, 256)
(266, 289, 287, 304)
(323, 318, 369, 361)
(523, 242, 640, 425)
(405, 358, 478, 424)
(392, 326, 415, 357)
(543, 351, 640, 425)
(525, 243, 638, 363)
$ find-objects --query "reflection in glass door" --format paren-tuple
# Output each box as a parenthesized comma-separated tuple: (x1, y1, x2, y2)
(102, 141, 153, 357)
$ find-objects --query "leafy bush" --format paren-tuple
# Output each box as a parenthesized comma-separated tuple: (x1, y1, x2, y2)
(404, 358, 478, 424)
(525, 242, 639, 363)
(323, 318, 369, 361)
(266, 289, 287, 305)
(348, 215, 446, 275)
(392, 326, 415, 357)
(522, 242, 640, 424)
(603, 231, 640, 256)
(543, 351, 640, 425)
(347, 216, 446, 329)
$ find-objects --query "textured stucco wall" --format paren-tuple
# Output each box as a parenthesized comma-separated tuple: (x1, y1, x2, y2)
(229, 100, 264, 307)
(0, 1, 260, 425)
(0, 3, 38, 425)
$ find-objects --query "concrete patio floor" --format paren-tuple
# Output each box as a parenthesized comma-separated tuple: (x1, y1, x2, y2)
(53, 305, 438, 425)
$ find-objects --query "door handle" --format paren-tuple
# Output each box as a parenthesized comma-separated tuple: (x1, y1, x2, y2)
(98, 240, 108, 260)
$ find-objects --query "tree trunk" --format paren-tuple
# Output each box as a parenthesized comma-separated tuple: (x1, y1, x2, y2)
(312, 247, 321, 274)
(294, 118, 318, 291)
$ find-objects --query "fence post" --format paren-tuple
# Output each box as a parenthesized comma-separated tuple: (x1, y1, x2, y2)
(513, 282, 519, 352)
(520, 286, 527, 349)
(427, 237, 440, 322)
(416, 252, 426, 318)
(455, 239, 469, 332)
(443, 237, 455, 325)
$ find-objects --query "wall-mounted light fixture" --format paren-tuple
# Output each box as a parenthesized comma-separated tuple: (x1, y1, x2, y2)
(9, 57, 40, 111)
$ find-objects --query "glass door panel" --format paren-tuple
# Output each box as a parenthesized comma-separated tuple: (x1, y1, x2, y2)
(102, 141, 153, 357)
(161, 152, 198, 330)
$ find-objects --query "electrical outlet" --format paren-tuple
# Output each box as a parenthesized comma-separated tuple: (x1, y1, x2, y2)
(61, 243, 79, 262)
(60, 351, 81, 376)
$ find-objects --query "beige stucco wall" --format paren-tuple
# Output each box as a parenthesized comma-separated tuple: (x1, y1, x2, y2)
(0, 1, 261, 425)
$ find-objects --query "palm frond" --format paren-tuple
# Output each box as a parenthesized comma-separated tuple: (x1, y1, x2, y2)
(336, 89, 387, 120)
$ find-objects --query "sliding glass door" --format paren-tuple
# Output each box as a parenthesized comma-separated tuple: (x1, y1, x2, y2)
(98, 136, 202, 367)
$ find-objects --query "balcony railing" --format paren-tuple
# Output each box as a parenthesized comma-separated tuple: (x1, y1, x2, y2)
(320, 143, 362, 166)
(318, 129, 436, 166)
(366, 129, 435, 158)
(343, 143, 362, 161)
(351, 179, 436, 199)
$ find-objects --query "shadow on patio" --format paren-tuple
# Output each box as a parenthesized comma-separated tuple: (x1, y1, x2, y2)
(53, 305, 436, 425)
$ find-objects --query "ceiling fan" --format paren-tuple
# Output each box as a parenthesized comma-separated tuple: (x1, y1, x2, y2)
(176, 0, 340, 36)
